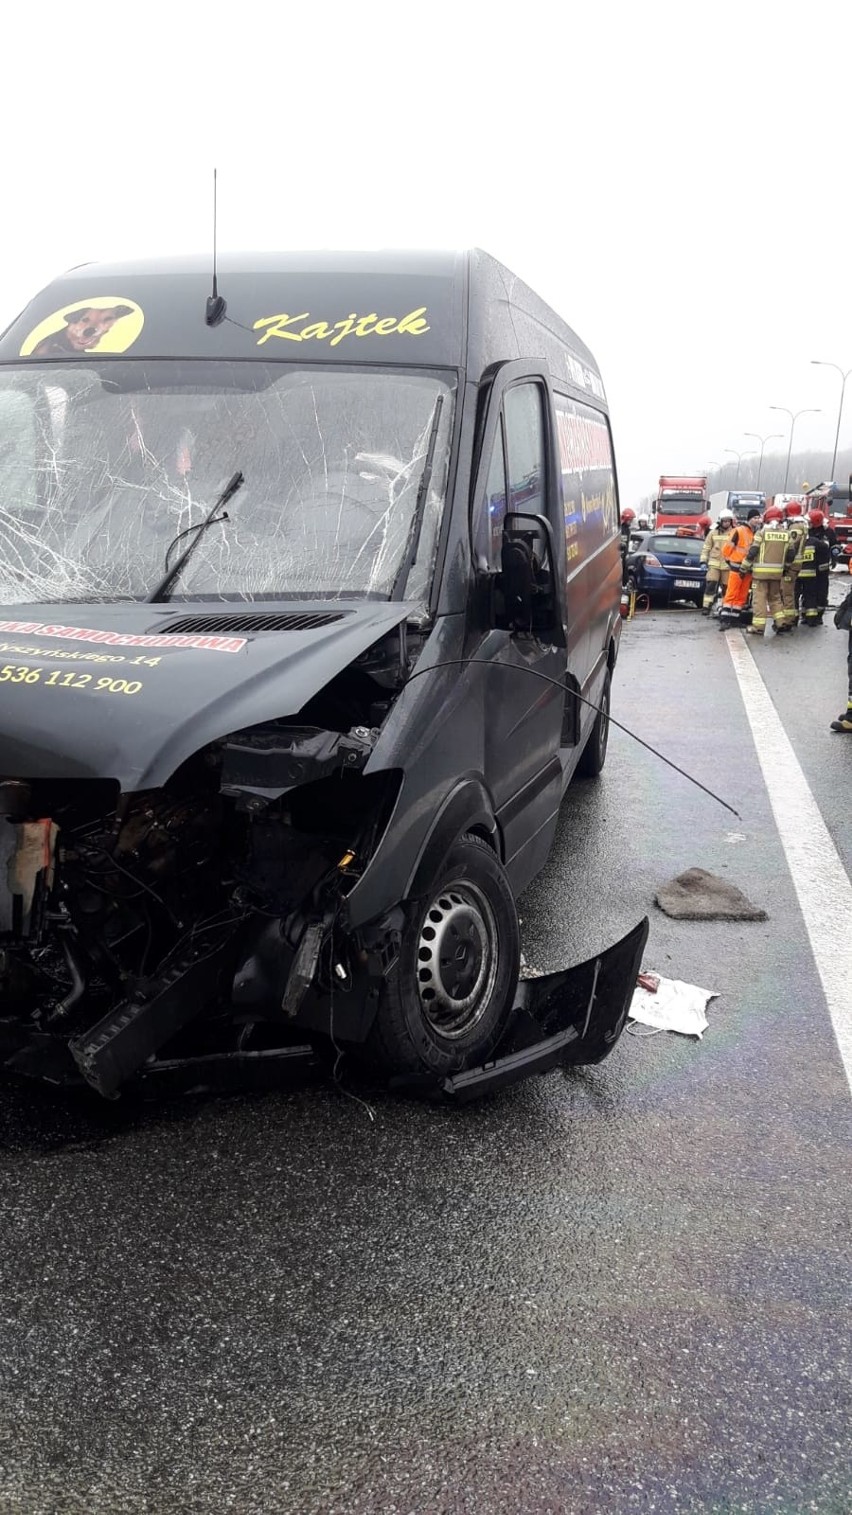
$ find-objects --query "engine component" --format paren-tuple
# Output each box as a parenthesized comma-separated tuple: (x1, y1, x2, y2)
(69, 931, 238, 1098)
(0, 817, 58, 938)
(281, 922, 324, 1018)
(220, 724, 376, 804)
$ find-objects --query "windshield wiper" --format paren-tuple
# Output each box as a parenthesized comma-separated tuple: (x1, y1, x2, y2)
(391, 395, 445, 599)
(147, 470, 244, 603)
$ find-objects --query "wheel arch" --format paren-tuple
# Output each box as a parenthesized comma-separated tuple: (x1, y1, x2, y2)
(405, 778, 500, 902)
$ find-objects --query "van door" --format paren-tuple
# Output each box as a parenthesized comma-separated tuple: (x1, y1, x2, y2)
(471, 374, 567, 890)
(553, 391, 621, 749)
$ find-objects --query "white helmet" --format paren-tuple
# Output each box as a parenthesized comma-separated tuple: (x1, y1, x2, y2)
(718, 509, 735, 525)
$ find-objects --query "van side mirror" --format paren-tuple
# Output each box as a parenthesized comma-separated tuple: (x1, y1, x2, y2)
(500, 534, 535, 627)
(496, 511, 558, 634)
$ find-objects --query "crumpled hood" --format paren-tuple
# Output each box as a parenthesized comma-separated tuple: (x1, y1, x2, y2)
(0, 600, 412, 789)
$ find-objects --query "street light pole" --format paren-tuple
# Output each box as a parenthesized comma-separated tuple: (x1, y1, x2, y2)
(744, 432, 784, 489)
(810, 361, 852, 481)
(769, 407, 822, 493)
(723, 448, 752, 486)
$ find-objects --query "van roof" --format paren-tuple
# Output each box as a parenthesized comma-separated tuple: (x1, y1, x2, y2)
(0, 248, 606, 403)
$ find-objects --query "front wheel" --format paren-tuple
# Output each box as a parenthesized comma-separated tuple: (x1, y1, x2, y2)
(577, 670, 611, 777)
(366, 834, 520, 1079)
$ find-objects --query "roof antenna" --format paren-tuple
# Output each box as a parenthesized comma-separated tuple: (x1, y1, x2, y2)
(206, 167, 227, 327)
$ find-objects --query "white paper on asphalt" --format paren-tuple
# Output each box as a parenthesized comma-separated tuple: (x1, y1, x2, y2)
(727, 634, 852, 1094)
(629, 976, 719, 1038)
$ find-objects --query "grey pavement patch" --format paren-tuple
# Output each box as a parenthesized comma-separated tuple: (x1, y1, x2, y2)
(656, 866, 767, 920)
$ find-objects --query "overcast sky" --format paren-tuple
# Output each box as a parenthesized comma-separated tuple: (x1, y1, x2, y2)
(2, 1, 850, 504)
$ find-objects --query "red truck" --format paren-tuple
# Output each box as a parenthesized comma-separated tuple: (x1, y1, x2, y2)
(807, 481, 852, 571)
(653, 474, 709, 532)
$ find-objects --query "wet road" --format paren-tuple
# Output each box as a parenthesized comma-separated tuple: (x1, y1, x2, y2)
(1, 598, 851, 1514)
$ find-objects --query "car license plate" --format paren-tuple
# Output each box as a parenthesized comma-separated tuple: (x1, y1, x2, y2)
(674, 578, 696, 588)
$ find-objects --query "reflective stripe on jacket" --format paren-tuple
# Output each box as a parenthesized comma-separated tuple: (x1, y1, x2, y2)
(700, 528, 733, 570)
(787, 522, 807, 571)
(799, 535, 832, 578)
(745, 527, 794, 579)
(721, 524, 754, 566)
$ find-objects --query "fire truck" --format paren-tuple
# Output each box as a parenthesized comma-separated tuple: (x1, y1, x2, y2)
(805, 481, 852, 570)
(654, 474, 708, 531)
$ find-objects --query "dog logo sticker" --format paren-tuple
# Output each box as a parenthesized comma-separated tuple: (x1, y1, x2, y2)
(20, 297, 144, 359)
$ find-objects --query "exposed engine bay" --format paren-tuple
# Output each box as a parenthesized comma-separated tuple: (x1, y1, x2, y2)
(0, 637, 407, 1098)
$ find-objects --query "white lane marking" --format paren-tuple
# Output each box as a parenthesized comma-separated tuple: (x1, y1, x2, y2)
(727, 633, 852, 1094)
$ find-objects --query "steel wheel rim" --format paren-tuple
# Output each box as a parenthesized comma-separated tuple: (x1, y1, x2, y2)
(415, 880, 499, 1039)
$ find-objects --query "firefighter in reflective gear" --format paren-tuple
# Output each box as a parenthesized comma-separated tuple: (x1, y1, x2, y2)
(830, 585, 852, 731)
(799, 511, 832, 624)
(620, 508, 635, 584)
(700, 509, 735, 612)
(718, 510, 762, 628)
(781, 500, 807, 627)
(743, 506, 796, 634)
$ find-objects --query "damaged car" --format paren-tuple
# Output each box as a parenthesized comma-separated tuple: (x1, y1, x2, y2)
(0, 249, 647, 1101)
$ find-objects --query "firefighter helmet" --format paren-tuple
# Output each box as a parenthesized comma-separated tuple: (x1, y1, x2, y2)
(697, 513, 712, 534)
(785, 500, 803, 518)
(808, 508, 825, 528)
(763, 504, 783, 523)
(718, 509, 735, 524)
(621, 508, 635, 524)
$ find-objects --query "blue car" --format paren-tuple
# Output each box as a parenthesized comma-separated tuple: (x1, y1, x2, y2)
(626, 529, 707, 607)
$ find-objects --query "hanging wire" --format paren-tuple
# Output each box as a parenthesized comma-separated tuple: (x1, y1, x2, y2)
(404, 657, 741, 820)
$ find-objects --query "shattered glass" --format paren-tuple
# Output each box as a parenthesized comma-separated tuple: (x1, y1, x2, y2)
(0, 362, 456, 606)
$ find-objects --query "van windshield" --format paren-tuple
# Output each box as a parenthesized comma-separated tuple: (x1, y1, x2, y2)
(0, 360, 455, 605)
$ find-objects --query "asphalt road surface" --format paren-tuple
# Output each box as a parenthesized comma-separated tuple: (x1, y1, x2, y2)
(1, 595, 851, 1515)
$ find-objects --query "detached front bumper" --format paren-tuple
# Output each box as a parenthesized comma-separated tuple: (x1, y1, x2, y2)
(394, 916, 650, 1102)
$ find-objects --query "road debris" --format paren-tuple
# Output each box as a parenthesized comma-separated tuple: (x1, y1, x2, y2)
(628, 974, 719, 1038)
(655, 867, 767, 921)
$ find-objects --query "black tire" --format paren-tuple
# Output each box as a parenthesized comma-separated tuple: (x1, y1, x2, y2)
(366, 834, 519, 1078)
(577, 670, 611, 778)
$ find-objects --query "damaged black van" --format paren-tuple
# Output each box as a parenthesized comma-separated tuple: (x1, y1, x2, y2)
(0, 249, 646, 1100)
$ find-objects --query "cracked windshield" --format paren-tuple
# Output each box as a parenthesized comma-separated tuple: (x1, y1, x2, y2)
(0, 361, 455, 605)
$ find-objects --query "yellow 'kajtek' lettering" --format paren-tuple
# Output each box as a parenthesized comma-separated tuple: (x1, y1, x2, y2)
(253, 307, 430, 348)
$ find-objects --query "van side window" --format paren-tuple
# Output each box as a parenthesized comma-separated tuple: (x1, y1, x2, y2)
(554, 392, 618, 580)
(474, 420, 508, 568)
(503, 383, 546, 521)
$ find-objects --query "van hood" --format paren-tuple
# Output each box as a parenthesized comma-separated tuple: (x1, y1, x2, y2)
(0, 601, 412, 790)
